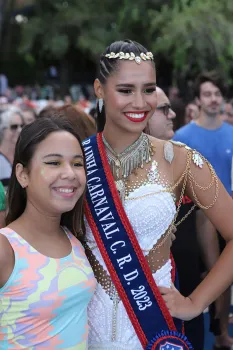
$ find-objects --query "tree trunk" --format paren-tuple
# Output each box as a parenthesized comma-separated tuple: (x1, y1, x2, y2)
(1, 0, 17, 60)
(60, 56, 70, 98)
(0, 0, 7, 51)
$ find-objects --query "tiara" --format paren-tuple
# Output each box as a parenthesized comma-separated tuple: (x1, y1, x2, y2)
(105, 51, 154, 64)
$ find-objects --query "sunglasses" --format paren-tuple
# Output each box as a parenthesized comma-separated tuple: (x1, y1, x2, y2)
(9, 124, 25, 131)
(156, 104, 171, 117)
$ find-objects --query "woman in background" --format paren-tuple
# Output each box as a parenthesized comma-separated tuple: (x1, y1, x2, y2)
(0, 106, 24, 188)
(58, 104, 96, 141)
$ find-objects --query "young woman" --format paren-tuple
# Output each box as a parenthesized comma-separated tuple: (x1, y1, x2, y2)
(0, 116, 96, 349)
(83, 40, 233, 350)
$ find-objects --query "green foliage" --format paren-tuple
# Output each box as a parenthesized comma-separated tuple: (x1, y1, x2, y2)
(17, 0, 233, 83)
(149, 0, 233, 80)
(19, 0, 123, 59)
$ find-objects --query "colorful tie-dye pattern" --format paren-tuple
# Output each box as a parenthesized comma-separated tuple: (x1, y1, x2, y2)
(0, 227, 96, 349)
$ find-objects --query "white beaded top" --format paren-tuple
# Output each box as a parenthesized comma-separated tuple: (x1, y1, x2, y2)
(85, 183, 176, 349)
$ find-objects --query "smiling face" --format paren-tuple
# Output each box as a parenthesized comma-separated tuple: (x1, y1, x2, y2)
(147, 87, 176, 140)
(17, 131, 86, 216)
(95, 60, 157, 134)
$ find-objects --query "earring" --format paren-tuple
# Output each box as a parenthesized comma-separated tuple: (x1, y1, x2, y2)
(98, 98, 104, 113)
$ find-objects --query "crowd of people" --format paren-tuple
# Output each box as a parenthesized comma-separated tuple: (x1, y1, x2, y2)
(1, 39, 233, 350)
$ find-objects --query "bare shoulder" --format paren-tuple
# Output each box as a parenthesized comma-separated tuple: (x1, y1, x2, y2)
(147, 136, 191, 169)
(0, 231, 15, 286)
(147, 134, 164, 147)
(0, 232, 14, 261)
(167, 140, 194, 178)
(146, 135, 206, 176)
(147, 135, 167, 154)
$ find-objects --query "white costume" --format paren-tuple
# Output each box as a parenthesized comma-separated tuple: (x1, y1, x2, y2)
(86, 183, 175, 350)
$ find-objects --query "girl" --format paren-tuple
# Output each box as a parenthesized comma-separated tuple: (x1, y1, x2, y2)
(0, 116, 96, 349)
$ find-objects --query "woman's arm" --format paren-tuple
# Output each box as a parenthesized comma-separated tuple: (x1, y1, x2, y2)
(196, 210, 220, 272)
(0, 210, 5, 228)
(0, 234, 15, 288)
(160, 145, 233, 320)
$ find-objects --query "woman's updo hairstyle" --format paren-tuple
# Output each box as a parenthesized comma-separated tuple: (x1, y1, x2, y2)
(96, 39, 154, 132)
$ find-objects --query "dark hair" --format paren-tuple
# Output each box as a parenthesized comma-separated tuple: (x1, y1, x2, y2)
(57, 104, 96, 141)
(6, 116, 86, 238)
(89, 107, 97, 120)
(171, 98, 186, 131)
(194, 71, 225, 98)
(38, 106, 57, 118)
(96, 39, 155, 132)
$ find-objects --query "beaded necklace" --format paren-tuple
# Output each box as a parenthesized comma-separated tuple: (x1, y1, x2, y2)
(102, 132, 154, 201)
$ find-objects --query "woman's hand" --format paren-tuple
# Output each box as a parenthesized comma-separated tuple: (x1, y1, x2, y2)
(159, 284, 202, 321)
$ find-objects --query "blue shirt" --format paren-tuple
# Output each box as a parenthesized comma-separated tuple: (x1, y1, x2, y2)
(173, 122, 233, 194)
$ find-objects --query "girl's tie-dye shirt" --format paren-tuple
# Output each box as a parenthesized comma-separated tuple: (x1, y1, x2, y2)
(0, 227, 96, 349)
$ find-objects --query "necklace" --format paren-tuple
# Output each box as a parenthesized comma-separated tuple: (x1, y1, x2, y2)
(102, 133, 154, 201)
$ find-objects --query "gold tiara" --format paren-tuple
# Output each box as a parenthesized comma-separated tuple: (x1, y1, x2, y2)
(105, 51, 154, 64)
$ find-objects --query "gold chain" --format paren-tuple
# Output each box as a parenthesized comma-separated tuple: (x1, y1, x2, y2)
(188, 161, 215, 190)
(85, 149, 219, 254)
(189, 173, 219, 210)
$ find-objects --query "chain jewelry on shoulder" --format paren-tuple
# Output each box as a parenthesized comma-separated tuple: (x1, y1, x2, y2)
(125, 144, 219, 231)
(174, 148, 219, 229)
(87, 139, 219, 269)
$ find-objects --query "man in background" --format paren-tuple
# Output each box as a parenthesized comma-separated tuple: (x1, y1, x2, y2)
(174, 71, 233, 350)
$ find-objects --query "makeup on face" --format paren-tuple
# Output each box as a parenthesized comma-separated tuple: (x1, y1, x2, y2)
(41, 153, 84, 183)
(42, 154, 84, 202)
(25, 131, 86, 215)
(103, 61, 157, 130)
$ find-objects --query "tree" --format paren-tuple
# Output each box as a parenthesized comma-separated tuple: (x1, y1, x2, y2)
(0, 0, 17, 57)
(9, 0, 233, 92)
(149, 0, 233, 84)
(19, 0, 125, 93)
(0, 0, 7, 50)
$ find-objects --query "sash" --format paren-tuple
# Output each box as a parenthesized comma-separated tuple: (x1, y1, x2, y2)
(83, 134, 193, 350)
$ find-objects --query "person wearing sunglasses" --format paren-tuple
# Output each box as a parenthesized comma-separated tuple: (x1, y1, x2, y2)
(0, 106, 25, 188)
(144, 86, 176, 140)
